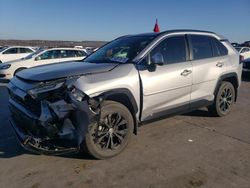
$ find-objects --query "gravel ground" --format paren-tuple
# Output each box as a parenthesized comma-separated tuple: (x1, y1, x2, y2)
(0, 77, 250, 188)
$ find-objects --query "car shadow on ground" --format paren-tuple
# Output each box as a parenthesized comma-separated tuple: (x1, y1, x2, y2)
(0, 135, 95, 160)
(181, 109, 211, 118)
(0, 138, 29, 158)
(242, 74, 250, 82)
(0, 127, 96, 160)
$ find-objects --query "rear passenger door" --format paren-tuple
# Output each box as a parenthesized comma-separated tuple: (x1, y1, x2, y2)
(188, 35, 228, 107)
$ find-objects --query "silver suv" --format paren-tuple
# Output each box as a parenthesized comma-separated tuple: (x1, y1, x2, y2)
(8, 30, 242, 159)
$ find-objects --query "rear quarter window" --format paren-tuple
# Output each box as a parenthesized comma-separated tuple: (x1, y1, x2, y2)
(76, 50, 87, 57)
(211, 38, 228, 56)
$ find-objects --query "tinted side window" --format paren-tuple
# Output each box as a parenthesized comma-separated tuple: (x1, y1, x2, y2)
(212, 38, 228, 56)
(38, 51, 53, 60)
(3, 48, 18, 54)
(76, 50, 87, 57)
(241, 48, 250, 53)
(190, 35, 213, 60)
(150, 35, 187, 64)
(19, 48, 33, 53)
(66, 50, 77, 57)
(60, 50, 67, 58)
(39, 50, 61, 60)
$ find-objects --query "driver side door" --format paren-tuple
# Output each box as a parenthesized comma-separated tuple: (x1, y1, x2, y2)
(138, 35, 193, 121)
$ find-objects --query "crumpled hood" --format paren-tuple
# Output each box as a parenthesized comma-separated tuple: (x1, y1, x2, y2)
(16, 61, 118, 81)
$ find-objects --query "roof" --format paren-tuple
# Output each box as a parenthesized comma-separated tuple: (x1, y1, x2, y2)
(120, 29, 217, 39)
(160, 29, 215, 35)
(5, 46, 35, 48)
(45, 47, 87, 51)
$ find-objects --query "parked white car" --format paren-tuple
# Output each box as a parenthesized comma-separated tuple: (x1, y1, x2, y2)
(0, 46, 36, 63)
(235, 47, 250, 60)
(0, 48, 88, 81)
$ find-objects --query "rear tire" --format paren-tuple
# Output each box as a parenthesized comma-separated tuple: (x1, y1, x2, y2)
(83, 101, 134, 159)
(208, 81, 235, 117)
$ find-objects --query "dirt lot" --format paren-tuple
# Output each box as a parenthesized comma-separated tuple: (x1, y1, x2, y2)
(0, 78, 250, 188)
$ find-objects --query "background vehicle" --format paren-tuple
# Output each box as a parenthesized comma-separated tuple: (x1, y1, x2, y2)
(74, 46, 84, 49)
(0, 48, 88, 80)
(8, 30, 242, 159)
(235, 47, 250, 60)
(243, 41, 250, 47)
(231, 43, 239, 47)
(243, 57, 250, 76)
(0, 46, 35, 63)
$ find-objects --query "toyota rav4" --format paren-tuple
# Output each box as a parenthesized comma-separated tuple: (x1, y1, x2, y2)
(8, 30, 242, 159)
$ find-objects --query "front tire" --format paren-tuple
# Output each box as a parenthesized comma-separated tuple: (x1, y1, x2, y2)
(83, 101, 134, 159)
(208, 81, 235, 117)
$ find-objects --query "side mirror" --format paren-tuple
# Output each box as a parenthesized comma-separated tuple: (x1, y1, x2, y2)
(151, 52, 164, 66)
(35, 56, 41, 61)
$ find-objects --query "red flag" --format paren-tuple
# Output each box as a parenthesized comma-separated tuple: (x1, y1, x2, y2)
(153, 19, 160, 32)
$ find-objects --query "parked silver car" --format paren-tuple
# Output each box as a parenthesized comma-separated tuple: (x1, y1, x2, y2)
(8, 30, 242, 159)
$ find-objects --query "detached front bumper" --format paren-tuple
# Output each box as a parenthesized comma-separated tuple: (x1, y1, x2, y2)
(9, 117, 79, 155)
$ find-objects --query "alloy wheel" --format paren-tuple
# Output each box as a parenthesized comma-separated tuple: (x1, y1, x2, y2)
(93, 113, 128, 150)
(219, 86, 233, 113)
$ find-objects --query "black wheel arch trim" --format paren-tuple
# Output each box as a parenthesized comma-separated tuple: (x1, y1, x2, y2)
(214, 72, 239, 101)
(94, 88, 138, 135)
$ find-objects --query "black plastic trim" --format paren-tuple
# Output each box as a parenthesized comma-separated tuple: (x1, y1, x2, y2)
(96, 88, 139, 134)
(214, 72, 239, 101)
(141, 99, 212, 124)
(142, 103, 190, 123)
(97, 88, 138, 113)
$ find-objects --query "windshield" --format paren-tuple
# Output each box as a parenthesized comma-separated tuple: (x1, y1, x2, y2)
(22, 49, 44, 60)
(84, 36, 155, 64)
(235, 48, 241, 52)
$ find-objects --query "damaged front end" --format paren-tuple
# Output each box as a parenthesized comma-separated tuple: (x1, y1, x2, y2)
(8, 77, 101, 155)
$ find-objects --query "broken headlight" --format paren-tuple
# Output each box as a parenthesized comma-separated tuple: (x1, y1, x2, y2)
(28, 81, 65, 99)
(70, 87, 85, 102)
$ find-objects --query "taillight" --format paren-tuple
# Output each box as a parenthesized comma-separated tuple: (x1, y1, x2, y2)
(240, 55, 244, 64)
